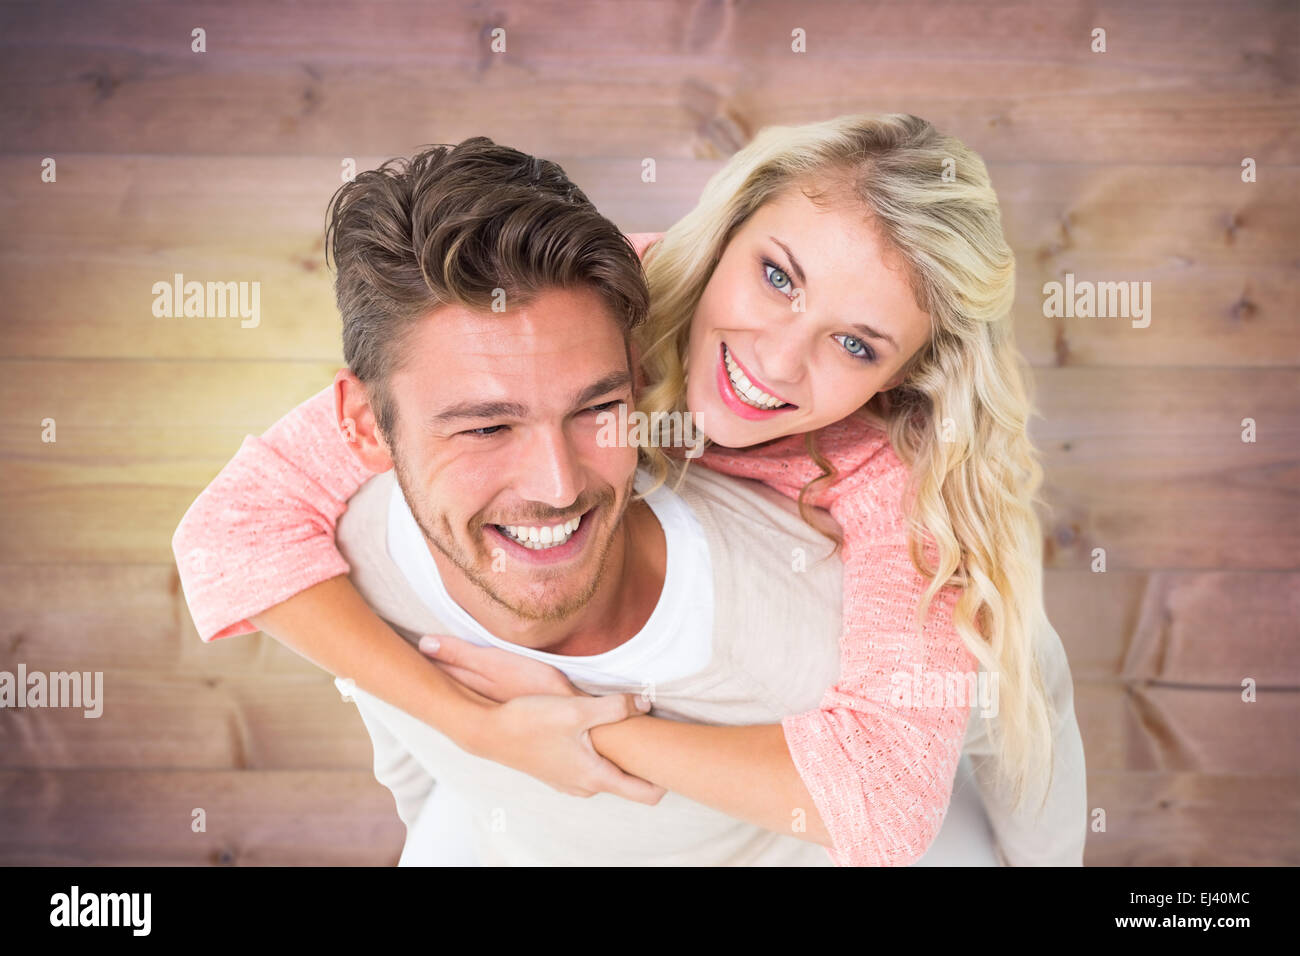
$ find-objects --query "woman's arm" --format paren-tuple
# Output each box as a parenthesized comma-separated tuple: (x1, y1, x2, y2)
(172, 386, 372, 641)
(252, 577, 661, 803)
(587, 719, 833, 845)
(691, 420, 976, 866)
(588, 512, 972, 862)
(422, 634, 832, 845)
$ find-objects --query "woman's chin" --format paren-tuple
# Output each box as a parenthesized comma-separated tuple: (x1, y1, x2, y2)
(693, 411, 776, 449)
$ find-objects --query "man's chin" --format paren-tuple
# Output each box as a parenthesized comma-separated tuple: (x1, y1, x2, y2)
(479, 576, 601, 623)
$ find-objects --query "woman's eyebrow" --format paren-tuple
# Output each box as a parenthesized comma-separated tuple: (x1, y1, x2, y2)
(851, 322, 899, 351)
(769, 236, 806, 285)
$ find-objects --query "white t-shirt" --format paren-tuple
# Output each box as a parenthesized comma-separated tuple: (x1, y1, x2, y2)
(382, 469, 715, 866)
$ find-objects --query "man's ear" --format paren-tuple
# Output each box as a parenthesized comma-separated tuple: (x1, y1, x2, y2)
(334, 368, 394, 473)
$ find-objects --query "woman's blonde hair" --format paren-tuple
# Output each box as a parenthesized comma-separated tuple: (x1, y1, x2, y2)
(636, 112, 1056, 812)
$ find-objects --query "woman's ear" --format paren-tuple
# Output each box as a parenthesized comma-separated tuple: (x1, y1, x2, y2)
(334, 368, 395, 473)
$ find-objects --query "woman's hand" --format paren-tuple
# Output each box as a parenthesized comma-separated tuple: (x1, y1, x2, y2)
(418, 633, 664, 805)
(479, 694, 664, 804)
(418, 633, 582, 702)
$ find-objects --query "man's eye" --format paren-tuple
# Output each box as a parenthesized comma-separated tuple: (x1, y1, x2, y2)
(463, 425, 506, 437)
(588, 400, 621, 414)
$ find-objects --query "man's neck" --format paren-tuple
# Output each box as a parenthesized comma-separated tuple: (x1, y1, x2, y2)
(433, 499, 666, 656)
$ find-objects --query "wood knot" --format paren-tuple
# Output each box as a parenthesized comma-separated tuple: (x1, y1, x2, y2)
(78, 68, 121, 104)
(1228, 293, 1257, 322)
(1224, 210, 1244, 244)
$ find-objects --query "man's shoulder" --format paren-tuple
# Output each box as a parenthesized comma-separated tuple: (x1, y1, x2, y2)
(670, 462, 842, 551)
(337, 468, 398, 535)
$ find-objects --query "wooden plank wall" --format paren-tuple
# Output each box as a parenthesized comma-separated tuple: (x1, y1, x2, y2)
(0, 0, 1296, 866)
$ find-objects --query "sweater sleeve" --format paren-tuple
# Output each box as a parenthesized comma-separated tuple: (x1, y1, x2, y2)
(779, 458, 977, 866)
(171, 386, 378, 642)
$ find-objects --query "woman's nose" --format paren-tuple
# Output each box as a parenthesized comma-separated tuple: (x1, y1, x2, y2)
(751, 327, 809, 388)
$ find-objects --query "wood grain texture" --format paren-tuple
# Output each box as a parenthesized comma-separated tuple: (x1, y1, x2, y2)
(2, 157, 1295, 366)
(1084, 772, 1300, 866)
(0, 672, 378, 771)
(0, 769, 404, 866)
(1, 2, 1296, 160)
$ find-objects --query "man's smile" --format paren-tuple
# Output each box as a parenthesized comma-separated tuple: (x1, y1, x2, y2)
(494, 511, 585, 549)
(484, 506, 598, 564)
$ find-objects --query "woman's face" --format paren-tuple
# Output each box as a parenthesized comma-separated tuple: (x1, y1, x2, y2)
(684, 183, 933, 448)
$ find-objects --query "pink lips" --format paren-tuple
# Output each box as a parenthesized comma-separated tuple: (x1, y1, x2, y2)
(714, 343, 796, 421)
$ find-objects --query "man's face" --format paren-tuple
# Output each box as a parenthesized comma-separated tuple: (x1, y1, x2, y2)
(381, 286, 640, 624)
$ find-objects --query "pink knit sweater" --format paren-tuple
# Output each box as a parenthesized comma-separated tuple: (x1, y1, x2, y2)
(172, 235, 975, 867)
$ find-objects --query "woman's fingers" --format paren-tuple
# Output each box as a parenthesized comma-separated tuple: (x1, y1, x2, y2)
(432, 661, 498, 700)
(576, 693, 652, 730)
(422, 633, 578, 698)
(418, 633, 460, 661)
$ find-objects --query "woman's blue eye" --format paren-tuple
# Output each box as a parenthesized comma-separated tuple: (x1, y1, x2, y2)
(835, 334, 875, 362)
(763, 262, 795, 297)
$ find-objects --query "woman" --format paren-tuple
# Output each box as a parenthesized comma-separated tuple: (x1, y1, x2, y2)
(173, 113, 1059, 866)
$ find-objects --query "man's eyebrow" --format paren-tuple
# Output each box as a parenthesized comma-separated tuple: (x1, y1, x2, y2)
(426, 370, 631, 427)
(427, 400, 529, 426)
(572, 370, 633, 408)
(769, 236, 807, 286)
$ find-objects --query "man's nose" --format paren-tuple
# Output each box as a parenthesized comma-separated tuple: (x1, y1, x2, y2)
(510, 428, 584, 510)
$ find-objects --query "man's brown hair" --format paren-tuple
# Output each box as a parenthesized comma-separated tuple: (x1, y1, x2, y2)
(325, 137, 650, 439)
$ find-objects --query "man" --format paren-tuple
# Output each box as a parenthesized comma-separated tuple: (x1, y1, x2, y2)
(180, 138, 1086, 865)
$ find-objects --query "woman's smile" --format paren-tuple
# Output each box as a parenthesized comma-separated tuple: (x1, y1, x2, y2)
(715, 342, 799, 421)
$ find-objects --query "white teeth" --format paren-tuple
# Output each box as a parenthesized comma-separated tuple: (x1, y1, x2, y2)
(723, 345, 789, 410)
(498, 515, 583, 550)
